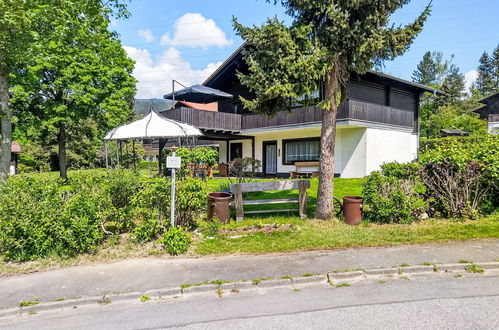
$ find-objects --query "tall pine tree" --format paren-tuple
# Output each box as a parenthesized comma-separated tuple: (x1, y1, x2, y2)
(234, 0, 431, 219)
(412, 51, 449, 86)
(492, 44, 499, 90)
(476, 51, 495, 96)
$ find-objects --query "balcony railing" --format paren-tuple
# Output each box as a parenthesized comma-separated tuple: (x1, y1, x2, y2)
(161, 100, 415, 132)
(242, 99, 413, 129)
(161, 107, 242, 131)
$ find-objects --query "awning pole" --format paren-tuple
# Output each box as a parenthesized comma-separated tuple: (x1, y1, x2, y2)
(104, 141, 108, 170)
(116, 141, 120, 167)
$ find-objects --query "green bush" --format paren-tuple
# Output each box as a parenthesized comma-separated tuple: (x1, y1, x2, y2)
(162, 227, 191, 255)
(133, 219, 162, 243)
(362, 162, 427, 224)
(420, 135, 499, 214)
(0, 174, 104, 261)
(175, 177, 207, 228)
(0, 169, 207, 261)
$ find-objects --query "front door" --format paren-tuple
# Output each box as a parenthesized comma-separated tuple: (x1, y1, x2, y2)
(263, 141, 277, 176)
(230, 142, 243, 161)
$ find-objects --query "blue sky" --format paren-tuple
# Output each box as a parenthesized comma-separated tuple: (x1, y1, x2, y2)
(113, 0, 499, 98)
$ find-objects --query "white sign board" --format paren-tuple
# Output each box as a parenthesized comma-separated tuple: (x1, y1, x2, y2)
(166, 156, 181, 169)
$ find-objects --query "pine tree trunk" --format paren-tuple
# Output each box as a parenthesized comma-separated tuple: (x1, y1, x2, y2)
(0, 69, 11, 183)
(58, 124, 68, 180)
(315, 65, 340, 220)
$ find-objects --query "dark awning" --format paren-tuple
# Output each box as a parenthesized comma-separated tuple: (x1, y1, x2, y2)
(163, 84, 232, 103)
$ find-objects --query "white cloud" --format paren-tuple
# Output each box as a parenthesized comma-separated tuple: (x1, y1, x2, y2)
(123, 46, 222, 99)
(160, 13, 232, 49)
(464, 70, 478, 94)
(138, 29, 155, 43)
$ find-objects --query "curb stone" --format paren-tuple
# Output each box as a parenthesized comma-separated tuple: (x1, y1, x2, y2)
(438, 263, 468, 272)
(364, 267, 400, 276)
(256, 278, 292, 288)
(220, 281, 254, 292)
(181, 284, 219, 295)
(399, 265, 435, 274)
(328, 271, 364, 281)
(1, 261, 498, 319)
(292, 275, 327, 286)
(475, 262, 499, 270)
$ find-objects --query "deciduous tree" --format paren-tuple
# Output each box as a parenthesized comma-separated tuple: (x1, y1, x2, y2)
(12, 0, 136, 180)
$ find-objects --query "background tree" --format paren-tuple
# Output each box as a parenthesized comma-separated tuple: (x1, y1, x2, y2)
(476, 51, 495, 96)
(0, 1, 51, 182)
(492, 44, 499, 91)
(11, 0, 136, 179)
(234, 0, 431, 219)
(412, 51, 449, 86)
(435, 64, 465, 107)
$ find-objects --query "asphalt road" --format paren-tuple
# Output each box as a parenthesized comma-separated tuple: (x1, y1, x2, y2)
(1, 272, 498, 329)
(2, 240, 499, 309)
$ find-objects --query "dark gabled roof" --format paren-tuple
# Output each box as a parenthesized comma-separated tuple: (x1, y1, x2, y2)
(203, 43, 443, 95)
(478, 91, 499, 104)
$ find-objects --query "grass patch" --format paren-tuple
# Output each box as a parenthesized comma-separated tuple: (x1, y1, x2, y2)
(459, 259, 473, 264)
(398, 263, 410, 267)
(140, 295, 151, 303)
(465, 264, 484, 274)
(252, 278, 267, 285)
(196, 216, 499, 255)
(454, 274, 463, 278)
(19, 300, 39, 308)
(97, 295, 111, 305)
(335, 283, 351, 288)
(377, 280, 386, 284)
(281, 275, 292, 279)
(216, 287, 223, 298)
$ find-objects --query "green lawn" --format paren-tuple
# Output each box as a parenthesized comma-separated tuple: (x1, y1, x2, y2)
(206, 177, 364, 218)
(196, 215, 499, 255)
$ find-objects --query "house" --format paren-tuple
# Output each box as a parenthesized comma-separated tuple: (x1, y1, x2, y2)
(473, 91, 499, 134)
(10, 141, 21, 175)
(161, 45, 441, 178)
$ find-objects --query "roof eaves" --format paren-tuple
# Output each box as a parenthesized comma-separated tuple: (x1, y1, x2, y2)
(368, 70, 444, 94)
(202, 42, 247, 86)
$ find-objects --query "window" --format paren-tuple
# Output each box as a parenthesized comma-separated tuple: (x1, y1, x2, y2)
(283, 138, 320, 164)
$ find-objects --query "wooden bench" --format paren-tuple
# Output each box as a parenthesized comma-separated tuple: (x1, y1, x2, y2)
(290, 161, 320, 178)
(230, 180, 310, 221)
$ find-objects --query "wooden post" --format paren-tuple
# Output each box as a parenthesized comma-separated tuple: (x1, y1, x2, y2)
(234, 183, 244, 221)
(298, 180, 308, 219)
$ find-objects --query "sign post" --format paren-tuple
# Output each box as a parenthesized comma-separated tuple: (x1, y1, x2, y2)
(166, 149, 181, 227)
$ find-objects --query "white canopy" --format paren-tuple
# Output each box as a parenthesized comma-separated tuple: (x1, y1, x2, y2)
(104, 110, 202, 140)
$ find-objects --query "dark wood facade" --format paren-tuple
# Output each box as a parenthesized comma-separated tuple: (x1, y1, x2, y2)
(161, 45, 438, 133)
(474, 92, 499, 120)
(161, 99, 415, 131)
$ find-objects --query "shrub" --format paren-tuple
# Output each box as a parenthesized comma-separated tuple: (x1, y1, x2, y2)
(420, 160, 490, 219)
(175, 177, 207, 228)
(162, 227, 191, 255)
(133, 219, 162, 243)
(229, 157, 262, 183)
(0, 175, 103, 261)
(420, 135, 499, 214)
(362, 162, 427, 224)
(0, 170, 205, 261)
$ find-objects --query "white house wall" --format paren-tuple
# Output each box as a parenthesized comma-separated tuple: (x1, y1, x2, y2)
(488, 121, 499, 134)
(338, 127, 367, 178)
(365, 127, 418, 176)
(218, 124, 419, 178)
